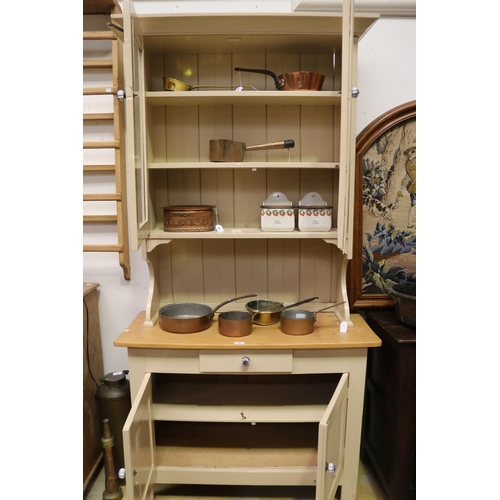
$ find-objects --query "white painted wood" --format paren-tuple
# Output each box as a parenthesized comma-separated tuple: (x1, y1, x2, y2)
(118, 2, 380, 496)
(199, 349, 293, 372)
(122, 372, 156, 499)
(117, 0, 415, 16)
(316, 373, 348, 500)
(122, 343, 373, 499)
(292, 0, 416, 15)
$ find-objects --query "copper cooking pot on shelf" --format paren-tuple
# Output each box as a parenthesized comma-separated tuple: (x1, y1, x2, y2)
(218, 311, 256, 337)
(279, 301, 346, 335)
(234, 67, 325, 91)
(163, 77, 257, 92)
(209, 139, 294, 162)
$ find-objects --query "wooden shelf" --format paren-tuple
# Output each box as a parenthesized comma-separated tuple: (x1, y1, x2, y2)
(84, 59, 112, 69)
(148, 161, 339, 170)
(83, 140, 120, 149)
(150, 227, 337, 239)
(111, 12, 378, 44)
(114, 311, 380, 349)
(83, 113, 114, 121)
(84, 215, 118, 222)
(83, 164, 116, 172)
(84, 193, 121, 201)
(153, 379, 339, 422)
(84, 244, 124, 252)
(146, 90, 341, 107)
(83, 31, 116, 40)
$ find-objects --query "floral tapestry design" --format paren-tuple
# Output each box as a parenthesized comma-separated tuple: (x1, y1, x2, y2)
(361, 117, 416, 295)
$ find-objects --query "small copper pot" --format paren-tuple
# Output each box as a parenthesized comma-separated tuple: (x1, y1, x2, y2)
(279, 309, 316, 335)
(279, 301, 347, 335)
(218, 311, 254, 337)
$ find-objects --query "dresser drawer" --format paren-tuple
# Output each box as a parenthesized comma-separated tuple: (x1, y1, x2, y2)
(199, 350, 293, 373)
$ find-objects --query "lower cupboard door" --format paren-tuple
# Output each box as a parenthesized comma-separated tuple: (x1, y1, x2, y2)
(123, 372, 156, 500)
(315, 373, 349, 500)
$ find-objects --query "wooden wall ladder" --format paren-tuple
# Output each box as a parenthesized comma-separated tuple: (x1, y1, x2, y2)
(83, 23, 130, 280)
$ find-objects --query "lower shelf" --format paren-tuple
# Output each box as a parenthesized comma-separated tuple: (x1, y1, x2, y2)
(153, 373, 341, 422)
(154, 421, 319, 485)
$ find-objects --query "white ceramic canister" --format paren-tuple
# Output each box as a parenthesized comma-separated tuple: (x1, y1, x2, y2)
(298, 192, 332, 232)
(260, 192, 295, 232)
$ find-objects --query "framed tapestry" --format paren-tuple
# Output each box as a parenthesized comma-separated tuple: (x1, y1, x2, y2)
(348, 100, 416, 309)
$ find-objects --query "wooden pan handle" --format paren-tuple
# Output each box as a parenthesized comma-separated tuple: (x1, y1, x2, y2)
(245, 140, 295, 152)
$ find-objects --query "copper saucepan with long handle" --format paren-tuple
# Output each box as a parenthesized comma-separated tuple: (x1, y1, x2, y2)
(163, 77, 257, 92)
(209, 139, 295, 162)
(159, 293, 257, 333)
(279, 301, 346, 335)
(234, 67, 325, 91)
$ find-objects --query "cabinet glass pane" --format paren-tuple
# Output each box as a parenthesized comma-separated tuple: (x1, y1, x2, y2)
(133, 24, 147, 227)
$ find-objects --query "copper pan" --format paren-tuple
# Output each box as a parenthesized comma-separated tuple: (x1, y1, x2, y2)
(279, 301, 346, 336)
(234, 67, 325, 91)
(159, 293, 257, 333)
(163, 77, 257, 92)
(209, 138, 294, 162)
(246, 296, 319, 326)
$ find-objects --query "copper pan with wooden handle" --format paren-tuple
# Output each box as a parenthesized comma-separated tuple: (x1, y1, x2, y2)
(209, 139, 295, 162)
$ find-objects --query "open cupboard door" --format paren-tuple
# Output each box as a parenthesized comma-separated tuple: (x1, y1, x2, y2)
(122, 373, 156, 500)
(337, 0, 357, 258)
(122, 0, 148, 251)
(315, 373, 349, 500)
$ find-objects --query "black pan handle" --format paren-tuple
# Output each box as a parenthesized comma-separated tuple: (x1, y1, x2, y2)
(234, 67, 285, 90)
(284, 296, 319, 310)
(211, 293, 258, 318)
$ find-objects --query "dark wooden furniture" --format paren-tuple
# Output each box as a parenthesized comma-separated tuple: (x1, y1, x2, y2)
(361, 309, 416, 500)
(83, 283, 105, 495)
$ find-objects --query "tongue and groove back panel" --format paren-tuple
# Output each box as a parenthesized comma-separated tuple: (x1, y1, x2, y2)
(135, 25, 348, 315)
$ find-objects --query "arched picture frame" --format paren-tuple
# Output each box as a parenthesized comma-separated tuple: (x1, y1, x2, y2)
(348, 100, 416, 310)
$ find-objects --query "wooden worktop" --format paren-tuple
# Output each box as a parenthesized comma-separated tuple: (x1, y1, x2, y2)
(114, 311, 381, 350)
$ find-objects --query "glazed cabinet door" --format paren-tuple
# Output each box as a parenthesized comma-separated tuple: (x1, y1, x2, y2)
(122, 0, 148, 251)
(123, 373, 156, 500)
(316, 373, 348, 500)
(338, 0, 357, 258)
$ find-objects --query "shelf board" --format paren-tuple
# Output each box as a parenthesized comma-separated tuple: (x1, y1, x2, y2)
(84, 193, 121, 201)
(83, 140, 120, 149)
(83, 113, 114, 121)
(83, 30, 116, 41)
(83, 59, 112, 69)
(153, 380, 337, 422)
(155, 421, 318, 468)
(83, 164, 116, 172)
(114, 13, 379, 50)
(146, 90, 341, 107)
(145, 227, 339, 252)
(148, 161, 339, 170)
(147, 227, 338, 241)
(84, 244, 123, 252)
